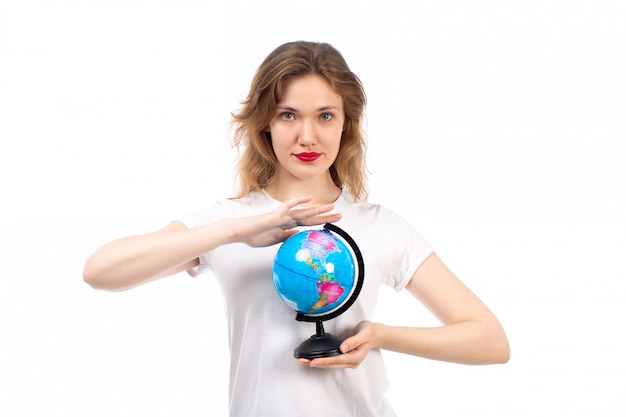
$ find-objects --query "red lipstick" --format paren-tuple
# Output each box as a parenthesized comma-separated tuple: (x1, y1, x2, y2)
(295, 152, 321, 162)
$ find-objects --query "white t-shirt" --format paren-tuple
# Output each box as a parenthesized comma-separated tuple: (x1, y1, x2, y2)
(177, 190, 434, 417)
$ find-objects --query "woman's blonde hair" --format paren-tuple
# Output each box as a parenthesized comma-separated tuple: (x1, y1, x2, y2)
(231, 41, 368, 200)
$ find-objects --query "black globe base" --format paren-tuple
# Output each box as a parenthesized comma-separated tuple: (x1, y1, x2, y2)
(293, 320, 343, 359)
(294, 333, 343, 359)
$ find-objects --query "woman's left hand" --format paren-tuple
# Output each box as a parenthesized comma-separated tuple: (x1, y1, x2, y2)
(297, 321, 377, 369)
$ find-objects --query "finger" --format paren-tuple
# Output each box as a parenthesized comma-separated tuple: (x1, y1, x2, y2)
(307, 353, 360, 369)
(297, 213, 342, 227)
(305, 336, 369, 369)
(339, 335, 362, 354)
(297, 357, 350, 370)
(278, 229, 299, 242)
(340, 322, 373, 353)
(291, 202, 338, 220)
(281, 196, 313, 211)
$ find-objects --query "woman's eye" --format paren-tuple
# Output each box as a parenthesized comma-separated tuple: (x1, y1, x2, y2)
(280, 112, 294, 120)
(320, 113, 333, 121)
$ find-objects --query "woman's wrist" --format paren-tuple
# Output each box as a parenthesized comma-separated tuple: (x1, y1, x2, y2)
(220, 218, 242, 245)
(370, 322, 386, 351)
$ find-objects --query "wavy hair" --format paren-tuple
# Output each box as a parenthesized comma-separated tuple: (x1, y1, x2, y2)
(230, 41, 368, 200)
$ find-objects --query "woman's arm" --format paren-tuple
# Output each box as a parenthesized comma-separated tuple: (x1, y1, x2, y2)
(83, 219, 232, 292)
(300, 253, 510, 368)
(375, 252, 510, 364)
(83, 196, 341, 292)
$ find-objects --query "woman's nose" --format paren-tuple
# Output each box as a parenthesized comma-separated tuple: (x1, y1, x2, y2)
(298, 120, 316, 146)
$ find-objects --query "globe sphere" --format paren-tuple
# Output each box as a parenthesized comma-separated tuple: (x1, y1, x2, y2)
(273, 229, 356, 316)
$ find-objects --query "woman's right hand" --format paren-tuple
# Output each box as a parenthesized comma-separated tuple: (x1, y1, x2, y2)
(234, 196, 341, 247)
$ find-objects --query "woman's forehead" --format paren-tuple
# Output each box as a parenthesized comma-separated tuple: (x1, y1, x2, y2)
(277, 74, 343, 111)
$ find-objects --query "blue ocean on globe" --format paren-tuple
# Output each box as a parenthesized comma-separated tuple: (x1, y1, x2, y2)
(272, 229, 356, 316)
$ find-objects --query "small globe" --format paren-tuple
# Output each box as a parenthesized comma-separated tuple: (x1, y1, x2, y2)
(273, 229, 356, 317)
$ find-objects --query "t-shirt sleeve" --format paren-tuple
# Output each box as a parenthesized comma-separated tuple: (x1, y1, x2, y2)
(175, 202, 229, 277)
(381, 209, 435, 292)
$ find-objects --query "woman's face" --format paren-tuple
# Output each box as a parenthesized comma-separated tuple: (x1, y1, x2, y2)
(267, 74, 345, 184)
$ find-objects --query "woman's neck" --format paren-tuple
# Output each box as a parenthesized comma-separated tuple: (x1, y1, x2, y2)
(264, 174, 342, 206)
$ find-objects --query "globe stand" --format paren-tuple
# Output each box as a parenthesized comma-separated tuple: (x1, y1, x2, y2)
(291, 223, 365, 360)
(294, 319, 343, 359)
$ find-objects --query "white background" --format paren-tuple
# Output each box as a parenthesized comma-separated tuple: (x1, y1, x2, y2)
(1, 1, 625, 415)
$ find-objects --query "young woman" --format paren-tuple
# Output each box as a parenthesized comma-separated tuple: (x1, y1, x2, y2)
(84, 41, 509, 416)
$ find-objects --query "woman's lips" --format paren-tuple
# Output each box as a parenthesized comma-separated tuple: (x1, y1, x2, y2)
(294, 152, 321, 162)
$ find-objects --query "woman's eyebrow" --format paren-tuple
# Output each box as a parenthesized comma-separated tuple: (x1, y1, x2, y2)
(317, 105, 340, 112)
(276, 105, 298, 112)
(275, 105, 340, 112)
